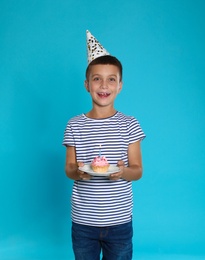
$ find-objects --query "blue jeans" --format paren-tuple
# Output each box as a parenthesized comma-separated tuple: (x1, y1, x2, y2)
(72, 221, 133, 260)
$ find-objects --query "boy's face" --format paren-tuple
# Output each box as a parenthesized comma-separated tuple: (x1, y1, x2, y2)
(85, 64, 122, 108)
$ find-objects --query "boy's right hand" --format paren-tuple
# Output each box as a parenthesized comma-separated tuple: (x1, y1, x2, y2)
(77, 162, 92, 180)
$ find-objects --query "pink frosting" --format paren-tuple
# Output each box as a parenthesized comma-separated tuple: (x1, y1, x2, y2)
(92, 156, 109, 166)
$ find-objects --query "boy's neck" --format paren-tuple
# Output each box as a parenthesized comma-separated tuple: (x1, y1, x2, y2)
(86, 107, 117, 119)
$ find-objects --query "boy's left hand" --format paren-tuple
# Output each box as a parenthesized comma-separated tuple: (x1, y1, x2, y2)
(109, 160, 124, 180)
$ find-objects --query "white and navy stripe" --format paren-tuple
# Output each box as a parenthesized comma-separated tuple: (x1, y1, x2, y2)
(63, 111, 145, 227)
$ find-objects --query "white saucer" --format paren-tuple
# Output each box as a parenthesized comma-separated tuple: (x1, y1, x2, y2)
(78, 164, 120, 177)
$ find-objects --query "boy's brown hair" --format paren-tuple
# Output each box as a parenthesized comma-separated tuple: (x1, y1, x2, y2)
(85, 55, 123, 81)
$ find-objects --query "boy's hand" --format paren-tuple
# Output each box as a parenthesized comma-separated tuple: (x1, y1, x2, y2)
(77, 162, 92, 180)
(109, 160, 125, 180)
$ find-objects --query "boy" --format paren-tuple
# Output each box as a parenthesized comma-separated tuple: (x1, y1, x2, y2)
(63, 30, 145, 260)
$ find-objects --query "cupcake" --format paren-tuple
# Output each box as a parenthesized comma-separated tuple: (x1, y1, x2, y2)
(91, 156, 110, 173)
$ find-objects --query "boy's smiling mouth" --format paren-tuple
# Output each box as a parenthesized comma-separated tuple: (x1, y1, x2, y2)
(97, 92, 110, 98)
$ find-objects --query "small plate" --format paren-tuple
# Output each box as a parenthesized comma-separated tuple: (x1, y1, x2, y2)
(79, 164, 120, 177)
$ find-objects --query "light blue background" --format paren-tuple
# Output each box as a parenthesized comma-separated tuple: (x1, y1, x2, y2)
(0, 0, 205, 259)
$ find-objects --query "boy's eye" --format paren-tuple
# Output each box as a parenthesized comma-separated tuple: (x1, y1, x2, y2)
(109, 77, 116, 82)
(93, 77, 100, 81)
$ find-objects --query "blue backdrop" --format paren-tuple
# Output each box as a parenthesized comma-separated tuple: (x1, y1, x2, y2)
(0, 0, 205, 259)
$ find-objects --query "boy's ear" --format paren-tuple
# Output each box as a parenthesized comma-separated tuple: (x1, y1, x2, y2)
(118, 81, 123, 93)
(84, 80, 90, 92)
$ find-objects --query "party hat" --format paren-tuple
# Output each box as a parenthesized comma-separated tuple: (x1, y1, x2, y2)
(86, 30, 110, 64)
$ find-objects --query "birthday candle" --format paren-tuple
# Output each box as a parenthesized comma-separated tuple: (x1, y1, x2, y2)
(99, 145, 101, 157)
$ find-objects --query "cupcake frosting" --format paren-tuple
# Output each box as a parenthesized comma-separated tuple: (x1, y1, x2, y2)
(92, 156, 109, 166)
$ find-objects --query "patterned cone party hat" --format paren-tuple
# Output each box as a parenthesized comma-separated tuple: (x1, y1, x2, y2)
(86, 30, 110, 64)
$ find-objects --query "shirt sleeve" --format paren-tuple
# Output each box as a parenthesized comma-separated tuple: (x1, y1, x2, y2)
(129, 117, 146, 144)
(62, 121, 75, 147)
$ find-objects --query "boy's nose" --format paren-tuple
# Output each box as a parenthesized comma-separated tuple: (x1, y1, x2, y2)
(100, 79, 108, 88)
